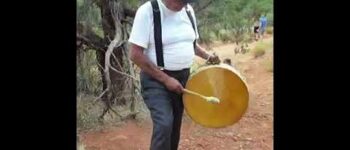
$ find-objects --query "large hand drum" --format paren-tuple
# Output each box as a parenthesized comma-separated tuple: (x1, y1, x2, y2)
(183, 64, 249, 128)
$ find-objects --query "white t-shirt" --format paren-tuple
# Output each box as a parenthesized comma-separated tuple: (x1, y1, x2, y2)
(128, 0, 199, 71)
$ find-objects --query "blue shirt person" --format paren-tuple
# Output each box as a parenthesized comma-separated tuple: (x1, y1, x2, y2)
(259, 15, 268, 36)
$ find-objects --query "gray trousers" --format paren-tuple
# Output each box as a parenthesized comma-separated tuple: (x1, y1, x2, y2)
(140, 69, 190, 150)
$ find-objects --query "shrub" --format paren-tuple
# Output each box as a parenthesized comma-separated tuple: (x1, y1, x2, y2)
(252, 42, 268, 58)
(266, 26, 273, 34)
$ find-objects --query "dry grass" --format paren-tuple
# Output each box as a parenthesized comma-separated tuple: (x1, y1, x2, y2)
(77, 142, 85, 150)
(77, 93, 150, 132)
(77, 94, 104, 131)
(264, 58, 273, 72)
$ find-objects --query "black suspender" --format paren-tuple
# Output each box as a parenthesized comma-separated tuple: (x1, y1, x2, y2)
(151, 0, 197, 69)
(151, 0, 164, 69)
(185, 5, 197, 50)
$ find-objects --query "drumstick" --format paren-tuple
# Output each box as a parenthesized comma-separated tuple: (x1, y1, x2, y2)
(183, 89, 220, 104)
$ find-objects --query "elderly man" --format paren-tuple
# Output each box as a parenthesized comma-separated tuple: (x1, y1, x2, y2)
(129, 0, 220, 149)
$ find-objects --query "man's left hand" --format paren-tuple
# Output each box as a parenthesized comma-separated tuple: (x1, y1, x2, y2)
(207, 53, 221, 65)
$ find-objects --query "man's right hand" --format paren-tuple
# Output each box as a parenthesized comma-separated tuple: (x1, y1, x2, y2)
(129, 43, 184, 94)
(163, 77, 183, 94)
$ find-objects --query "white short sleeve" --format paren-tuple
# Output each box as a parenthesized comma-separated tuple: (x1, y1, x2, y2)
(128, 3, 152, 49)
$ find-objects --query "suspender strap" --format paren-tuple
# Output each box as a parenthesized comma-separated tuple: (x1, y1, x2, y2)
(185, 5, 197, 50)
(151, 0, 164, 69)
(151, 1, 198, 69)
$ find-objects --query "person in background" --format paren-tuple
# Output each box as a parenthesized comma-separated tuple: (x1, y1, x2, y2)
(259, 14, 268, 39)
(253, 20, 260, 41)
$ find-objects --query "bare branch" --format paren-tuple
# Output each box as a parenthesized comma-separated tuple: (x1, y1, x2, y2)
(77, 23, 106, 51)
(110, 65, 138, 81)
(107, 105, 123, 118)
(77, 33, 105, 51)
(121, 18, 133, 26)
(93, 89, 108, 104)
(104, 0, 123, 96)
(111, 50, 125, 72)
(96, 60, 104, 70)
(104, 38, 123, 93)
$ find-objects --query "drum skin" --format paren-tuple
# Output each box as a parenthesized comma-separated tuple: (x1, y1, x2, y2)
(183, 64, 249, 128)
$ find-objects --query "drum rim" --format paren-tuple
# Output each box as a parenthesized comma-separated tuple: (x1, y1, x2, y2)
(183, 64, 250, 128)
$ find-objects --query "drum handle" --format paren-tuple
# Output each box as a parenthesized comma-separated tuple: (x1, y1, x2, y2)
(183, 89, 220, 104)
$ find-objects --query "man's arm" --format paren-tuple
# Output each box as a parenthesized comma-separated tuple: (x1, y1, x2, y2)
(194, 43, 211, 60)
(194, 43, 221, 64)
(129, 43, 184, 94)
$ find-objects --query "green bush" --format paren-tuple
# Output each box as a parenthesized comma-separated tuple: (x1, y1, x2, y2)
(242, 33, 253, 43)
(217, 29, 231, 42)
(252, 42, 268, 58)
(208, 31, 217, 41)
(198, 27, 216, 44)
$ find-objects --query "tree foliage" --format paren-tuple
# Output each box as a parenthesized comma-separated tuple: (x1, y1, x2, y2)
(196, 0, 273, 44)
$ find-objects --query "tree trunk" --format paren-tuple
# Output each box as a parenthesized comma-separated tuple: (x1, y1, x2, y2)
(77, 0, 148, 120)
(97, 0, 137, 119)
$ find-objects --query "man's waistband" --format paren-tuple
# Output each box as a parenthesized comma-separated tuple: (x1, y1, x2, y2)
(162, 68, 190, 73)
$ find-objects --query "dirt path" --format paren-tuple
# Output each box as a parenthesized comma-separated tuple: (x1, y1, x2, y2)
(80, 36, 273, 150)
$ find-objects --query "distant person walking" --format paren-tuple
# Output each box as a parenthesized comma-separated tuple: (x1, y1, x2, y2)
(259, 14, 267, 39)
(253, 20, 260, 41)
